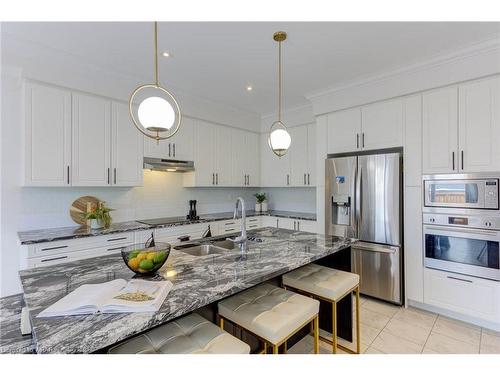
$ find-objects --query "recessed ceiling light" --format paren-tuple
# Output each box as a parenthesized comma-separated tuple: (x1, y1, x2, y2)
(162, 51, 170, 57)
(246, 86, 253, 91)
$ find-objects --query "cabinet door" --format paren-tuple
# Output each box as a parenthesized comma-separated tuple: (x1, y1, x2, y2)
(278, 217, 295, 230)
(459, 76, 500, 172)
(361, 98, 403, 150)
(327, 108, 361, 154)
(289, 125, 309, 186)
(422, 86, 458, 174)
(298, 220, 317, 233)
(193, 120, 216, 186)
(307, 122, 316, 186)
(111, 101, 143, 186)
(404, 186, 423, 303)
(403, 94, 423, 187)
(246, 132, 260, 187)
(72, 93, 111, 186)
(215, 125, 233, 186)
(260, 133, 290, 187)
(143, 134, 169, 159)
(171, 116, 195, 161)
(231, 128, 247, 186)
(24, 82, 71, 186)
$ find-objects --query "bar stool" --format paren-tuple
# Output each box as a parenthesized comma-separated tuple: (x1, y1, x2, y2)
(282, 263, 360, 354)
(218, 283, 320, 354)
(108, 313, 250, 354)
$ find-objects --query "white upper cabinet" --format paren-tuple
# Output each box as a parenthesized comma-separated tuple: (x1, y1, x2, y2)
(289, 125, 309, 186)
(245, 132, 260, 187)
(327, 108, 361, 154)
(458, 76, 500, 173)
(170, 116, 194, 161)
(111, 101, 143, 186)
(403, 94, 423, 186)
(71, 93, 111, 186)
(231, 128, 247, 187)
(260, 133, 291, 187)
(24, 82, 71, 186)
(215, 125, 233, 186)
(361, 98, 403, 151)
(307, 122, 316, 186)
(422, 86, 458, 174)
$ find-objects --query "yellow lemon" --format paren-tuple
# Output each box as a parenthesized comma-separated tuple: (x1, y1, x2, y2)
(136, 253, 147, 262)
(146, 253, 156, 261)
(127, 257, 140, 271)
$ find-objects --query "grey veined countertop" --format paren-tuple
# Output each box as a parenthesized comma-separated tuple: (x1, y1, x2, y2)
(18, 227, 354, 353)
(17, 210, 317, 245)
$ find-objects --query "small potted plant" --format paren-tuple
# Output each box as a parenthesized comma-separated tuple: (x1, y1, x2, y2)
(254, 192, 267, 212)
(84, 202, 113, 229)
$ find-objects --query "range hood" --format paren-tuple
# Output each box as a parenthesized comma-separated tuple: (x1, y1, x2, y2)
(143, 157, 195, 172)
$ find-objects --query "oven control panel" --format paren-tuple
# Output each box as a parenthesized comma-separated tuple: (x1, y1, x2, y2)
(423, 213, 500, 230)
(485, 180, 499, 208)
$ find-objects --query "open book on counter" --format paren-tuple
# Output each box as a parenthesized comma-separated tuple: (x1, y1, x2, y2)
(37, 279, 173, 317)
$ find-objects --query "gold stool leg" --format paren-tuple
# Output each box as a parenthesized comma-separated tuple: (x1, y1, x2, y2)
(355, 286, 361, 354)
(219, 317, 224, 330)
(263, 342, 268, 354)
(273, 344, 279, 354)
(332, 301, 337, 354)
(314, 316, 319, 354)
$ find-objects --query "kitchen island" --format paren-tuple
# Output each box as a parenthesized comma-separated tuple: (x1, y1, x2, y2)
(18, 227, 355, 354)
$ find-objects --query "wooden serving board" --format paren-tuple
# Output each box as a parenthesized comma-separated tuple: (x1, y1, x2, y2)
(70, 196, 100, 225)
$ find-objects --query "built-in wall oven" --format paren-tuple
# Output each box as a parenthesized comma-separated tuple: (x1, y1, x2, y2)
(422, 173, 500, 282)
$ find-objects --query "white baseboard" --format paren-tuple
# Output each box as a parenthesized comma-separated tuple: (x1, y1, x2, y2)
(408, 299, 500, 332)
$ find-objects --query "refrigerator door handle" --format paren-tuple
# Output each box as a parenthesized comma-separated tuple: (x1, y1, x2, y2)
(355, 164, 362, 230)
(353, 242, 399, 254)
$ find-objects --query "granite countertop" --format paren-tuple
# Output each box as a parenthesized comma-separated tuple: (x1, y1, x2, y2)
(17, 210, 317, 245)
(19, 227, 354, 353)
(0, 294, 35, 354)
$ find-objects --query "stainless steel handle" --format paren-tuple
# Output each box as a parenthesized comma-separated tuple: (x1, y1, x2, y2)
(452, 151, 455, 170)
(447, 276, 472, 283)
(293, 221, 296, 230)
(114, 168, 117, 184)
(107, 168, 110, 184)
(247, 175, 250, 185)
(356, 133, 359, 149)
(216, 173, 218, 185)
(173, 143, 176, 157)
(353, 242, 398, 254)
(276, 218, 279, 227)
(67, 165, 70, 185)
(307, 173, 310, 185)
(41, 245, 68, 252)
(297, 221, 300, 231)
(212, 173, 215, 185)
(168, 143, 171, 157)
(355, 165, 362, 229)
(287, 174, 290, 185)
(461, 150, 464, 170)
(225, 222, 235, 225)
(41, 256, 68, 263)
(304, 173, 306, 185)
(107, 246, 125, 251)
(425, 225, 498, 237)
(362, 133, 365, 148)
(107, 237, 127, 242)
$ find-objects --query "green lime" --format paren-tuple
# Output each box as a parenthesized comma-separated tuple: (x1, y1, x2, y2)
(128, 250, 140, 260)
(153, 251, 167, 264)
(139, 259, 154, 271)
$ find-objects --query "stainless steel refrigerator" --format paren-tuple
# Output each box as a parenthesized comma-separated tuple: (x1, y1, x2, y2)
(325, 151, 403, 304)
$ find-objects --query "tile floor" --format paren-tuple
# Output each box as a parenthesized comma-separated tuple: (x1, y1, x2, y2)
(288, 295, 500, 354)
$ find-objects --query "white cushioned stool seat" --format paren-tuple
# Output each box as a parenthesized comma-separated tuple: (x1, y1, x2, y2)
(108, 313, 250, 354)
(218, 283, 319, 344)
(283, 263, 359, 301)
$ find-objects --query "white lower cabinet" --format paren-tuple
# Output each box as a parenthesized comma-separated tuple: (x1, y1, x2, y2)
(424, 268, 500, 325)
(22, 232, 134, 269)
(246, 216, 262, 230)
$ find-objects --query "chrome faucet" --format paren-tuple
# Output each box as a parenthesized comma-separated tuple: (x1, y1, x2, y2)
(230, 197, 247, 252)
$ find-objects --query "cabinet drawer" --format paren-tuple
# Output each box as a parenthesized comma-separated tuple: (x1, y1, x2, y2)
(27, 247, 109, 268)
(424, 268, 500, 323)
(28, 232, 134, 258)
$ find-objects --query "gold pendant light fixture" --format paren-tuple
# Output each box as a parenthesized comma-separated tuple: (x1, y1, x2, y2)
(268, 31, 291, 157)
(129, 22, 182, 143)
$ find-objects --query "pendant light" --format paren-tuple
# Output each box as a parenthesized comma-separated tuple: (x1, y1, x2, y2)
(129, 22, 181, 143)
(268, 31, 291, 157)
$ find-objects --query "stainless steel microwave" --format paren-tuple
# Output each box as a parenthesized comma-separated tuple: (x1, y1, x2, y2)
(423, 173, 499, 212)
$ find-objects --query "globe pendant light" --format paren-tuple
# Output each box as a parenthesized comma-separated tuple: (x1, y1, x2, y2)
(268, 31, 291, 157)
(129, 22, 181, 143)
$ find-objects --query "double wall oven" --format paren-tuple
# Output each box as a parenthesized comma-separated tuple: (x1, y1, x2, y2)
(423, 173, 500, 281)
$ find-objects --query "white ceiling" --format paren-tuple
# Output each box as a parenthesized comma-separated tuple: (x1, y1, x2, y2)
(3, 22, 500, 115)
